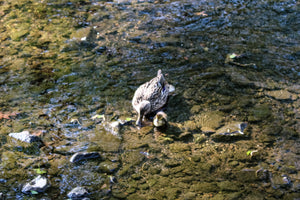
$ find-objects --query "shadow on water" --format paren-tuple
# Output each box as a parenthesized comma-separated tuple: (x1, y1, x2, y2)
(0, 0, 299, 199)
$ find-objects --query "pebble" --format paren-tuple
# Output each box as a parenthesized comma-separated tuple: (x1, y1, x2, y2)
(22, 175, 50, 194)
(8, 131, 41, 143)
(212, 122, 248, 142)
(67, 186, 88, 199)
(216, 122, 248, 135)
(70, 152, 101, 163)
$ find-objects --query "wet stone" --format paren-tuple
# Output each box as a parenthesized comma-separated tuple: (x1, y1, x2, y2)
(190, 105, 201, 114)
(201, 127, 216, 134)
(70, 27, 97, 43)
(212, 122, 248, 142)
(22, 175, 50, 194)
(256, 169, 270, 181)
(9, 131, 41, 143)
(169, 143, 191, 152)
(266, 90, 298, 101)
(218, 181, 240, 192)
(248, 104, 272, 122)
(271, 174, 292, 189)
(194, 111, 224, 130)
(67, 186, 88, 199)
(99, 160, 120, 173)
(70, 152, 101, 163)
(235, 168, 257, 183)
(104, 121, 121, 138)
(191, 182, 219, 193)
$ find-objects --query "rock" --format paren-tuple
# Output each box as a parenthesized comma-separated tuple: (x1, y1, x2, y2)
(99, 160, 120, 173)
(193, 111, 224, 130)
(287, 84, 300, 94)
(256, 168, 270, 181)
(0, 179, 7, 183)
(201, 127, 216, 134)
(212, 122, 248, 142)
(266, 90, 298, 101)
(271, 174, 292, 189)
(218, 181, 240, 191)
(70, 152, 101, 163)
(230, 71, 253, 86)
(216, 122, 248, 135)
(236, 169, 258, 183)
(248, 104, 272, 122)
(9, 25, 30, 41)
(104, 121, 122, 137)
(22, 175, 50, 194)
(191, 182, 219, 193)
(169, 143, 191, 153)
(8, 131, 41, 143)
(70, 27, 97, 43)
(67, 186, 88, 199)
(190, 105, 201, 114)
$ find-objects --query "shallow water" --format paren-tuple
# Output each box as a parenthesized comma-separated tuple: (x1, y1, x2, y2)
(0, 0, 299, 199)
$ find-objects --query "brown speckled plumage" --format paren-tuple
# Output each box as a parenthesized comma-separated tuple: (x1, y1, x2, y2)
(132, 69, 169, 127)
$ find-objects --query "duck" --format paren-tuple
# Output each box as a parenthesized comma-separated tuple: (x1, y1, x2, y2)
(153, 111, 168, 127)
(132, 69, 170, 127)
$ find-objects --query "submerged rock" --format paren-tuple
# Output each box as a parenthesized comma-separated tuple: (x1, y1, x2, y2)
(67, 186, 88, 199)
(99, 160, 120, 173)
(70, 152, 101, 163)
(266, 90, 298, 101)
(106, 121, 121, 136)
(212, 122, 248, 142)
(9, 131, 41, 143)
(271, 174, 292, 189)
(248, 104, 272, 122)
(103, 118, 132, 138)
(22, 175, 50, 194)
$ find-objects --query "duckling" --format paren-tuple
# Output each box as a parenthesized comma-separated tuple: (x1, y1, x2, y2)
(132, 69, 170, 127)
(153, 111, 168, 127)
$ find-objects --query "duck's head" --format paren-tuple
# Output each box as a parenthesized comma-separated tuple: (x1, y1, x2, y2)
(153, 111, 167, 127)
(135, 100, 151, 127)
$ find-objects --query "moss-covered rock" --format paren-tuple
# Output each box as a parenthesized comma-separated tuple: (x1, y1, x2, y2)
(218, 181, 240, 191)
(169, 142, 191, 152)
(248, 104, 272, 122)
(191, 182, 219, 193)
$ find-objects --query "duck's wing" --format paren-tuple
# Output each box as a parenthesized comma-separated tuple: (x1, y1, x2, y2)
(132, 71, 169, 110)
(148, 75, 169, 111)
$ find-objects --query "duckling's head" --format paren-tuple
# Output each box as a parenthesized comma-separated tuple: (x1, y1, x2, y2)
(153, 111, 167, 127)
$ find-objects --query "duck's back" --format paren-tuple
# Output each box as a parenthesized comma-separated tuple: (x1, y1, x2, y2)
(132, 70, 169, 112)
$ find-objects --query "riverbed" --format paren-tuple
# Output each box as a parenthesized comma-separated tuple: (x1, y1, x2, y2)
(0, 0, 299, 199)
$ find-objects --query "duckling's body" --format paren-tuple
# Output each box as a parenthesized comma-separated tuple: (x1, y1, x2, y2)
(153, 111, 168, 127)
(132, 70, 170, 127)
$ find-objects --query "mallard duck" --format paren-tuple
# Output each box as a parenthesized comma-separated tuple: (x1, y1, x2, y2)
(132, 69, 170, 127)
(153, 111, 167, 127)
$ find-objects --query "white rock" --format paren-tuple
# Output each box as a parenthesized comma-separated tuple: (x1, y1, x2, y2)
(67, 186, 88, 198)
(22, 175, 50, 194)
(9, 131, 40, 143)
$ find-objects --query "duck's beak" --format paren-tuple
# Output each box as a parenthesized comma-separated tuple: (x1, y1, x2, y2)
(136, 113, 142, 127)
